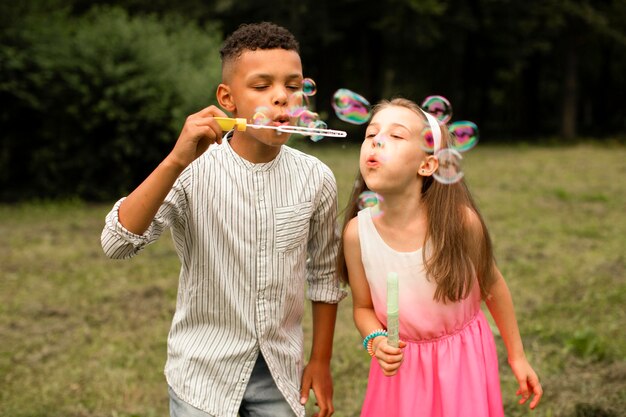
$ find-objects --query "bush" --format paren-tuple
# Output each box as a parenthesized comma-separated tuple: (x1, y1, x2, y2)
(0, 5, 222, 201)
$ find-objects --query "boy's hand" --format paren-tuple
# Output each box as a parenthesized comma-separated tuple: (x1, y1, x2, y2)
(166, 105, 228, 169)
(509, 356, 543, 409)
(373, 337, 406, 376)
(300, 359, 334, 417)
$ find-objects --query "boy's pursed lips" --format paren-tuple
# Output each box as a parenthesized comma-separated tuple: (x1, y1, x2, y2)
(269, 113, 291, 127)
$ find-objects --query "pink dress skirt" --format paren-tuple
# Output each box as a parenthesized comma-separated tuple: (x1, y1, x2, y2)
(357, 208, 504, 417)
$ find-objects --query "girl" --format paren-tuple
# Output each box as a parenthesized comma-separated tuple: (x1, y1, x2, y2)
(339, 98, 542, 417)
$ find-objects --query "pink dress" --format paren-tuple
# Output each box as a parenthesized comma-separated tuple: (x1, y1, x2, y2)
(358, 208, 504, 417)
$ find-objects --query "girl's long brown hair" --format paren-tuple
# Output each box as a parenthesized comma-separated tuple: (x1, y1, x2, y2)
(337, 98, 497, 303)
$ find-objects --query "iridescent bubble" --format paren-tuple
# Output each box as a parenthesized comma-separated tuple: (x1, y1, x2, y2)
(449, 121, 479, 152)
(374, 134, 388, 149)
(433, 149, 464, 184)
(288, 91, 310, 118)
(332, 88, 372, 125)
(357, 191, 384, 217)
(419, 127, 435, 153)
(421, 95, 453, 124)
(252, 106, 271, 127)
(298, 110, 319, 127)
(302, 78, 317, 96)
(309, 120, 327, 143)
(375, 135, 391, 163)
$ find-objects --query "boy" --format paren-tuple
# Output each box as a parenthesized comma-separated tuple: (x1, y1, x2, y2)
(101, 22, 345, 417)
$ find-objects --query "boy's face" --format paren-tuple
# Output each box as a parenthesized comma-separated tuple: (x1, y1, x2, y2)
(218, 48, 303, 148)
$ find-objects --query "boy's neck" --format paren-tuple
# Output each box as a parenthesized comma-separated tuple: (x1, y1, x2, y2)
(229, 132, 282, 164)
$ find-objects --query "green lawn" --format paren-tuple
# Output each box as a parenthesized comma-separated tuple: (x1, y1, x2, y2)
(1, 143, 625, 417)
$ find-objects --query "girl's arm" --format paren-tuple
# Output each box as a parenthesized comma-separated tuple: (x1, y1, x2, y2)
(465, 207, 543, 409)
(485, 266, 543, 409)
(343, 218, 405, 376)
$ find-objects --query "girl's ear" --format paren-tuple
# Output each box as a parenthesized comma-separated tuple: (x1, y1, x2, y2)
(418, 155, 439, 177)
(217, 83, 236, 112)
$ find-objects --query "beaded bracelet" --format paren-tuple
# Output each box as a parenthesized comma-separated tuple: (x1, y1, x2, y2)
(362, 329, 388, 350)
(366, 338, 379, 357)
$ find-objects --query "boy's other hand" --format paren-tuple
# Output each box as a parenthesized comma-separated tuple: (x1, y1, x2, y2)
(300, 359, 334, 417)
(167, 105, 228, 169)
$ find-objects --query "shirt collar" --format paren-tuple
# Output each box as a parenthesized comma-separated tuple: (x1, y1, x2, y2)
(223, 130, 284, 172)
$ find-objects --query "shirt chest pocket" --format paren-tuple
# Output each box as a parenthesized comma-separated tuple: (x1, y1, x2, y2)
(274, 202, 314, 252)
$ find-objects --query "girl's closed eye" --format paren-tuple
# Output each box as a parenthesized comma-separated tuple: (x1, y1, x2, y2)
(365, 129, 379, 139)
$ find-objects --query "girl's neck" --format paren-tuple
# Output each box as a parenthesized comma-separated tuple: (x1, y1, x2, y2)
(376, 186, 425, 226)
(376, 183, 425, 223)
(372, 191, 428, 252)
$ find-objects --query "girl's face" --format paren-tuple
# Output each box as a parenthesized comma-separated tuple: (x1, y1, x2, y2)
(360, 105, 429, 195)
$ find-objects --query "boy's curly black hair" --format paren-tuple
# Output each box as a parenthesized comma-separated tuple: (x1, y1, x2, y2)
(220, 22, 300, 62)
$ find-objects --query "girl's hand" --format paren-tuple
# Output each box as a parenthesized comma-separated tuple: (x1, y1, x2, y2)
(509, 356, 543, 409)
(167, 105, 228, 169)
(372, 337, 406, 376)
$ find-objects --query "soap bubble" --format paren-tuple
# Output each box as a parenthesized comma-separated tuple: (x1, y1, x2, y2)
(449, 121, 479, 152)
(252, 106, 271, 127)
(357, 190, 384, 217)
(433, 149, 464, 184)
(302, 78, 317, 96)
(332, 88, 372, 124)
(421, 95, 453, 124)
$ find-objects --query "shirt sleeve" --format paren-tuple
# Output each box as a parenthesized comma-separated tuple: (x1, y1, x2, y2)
(100, 170, 190, 259)
(306, 163, 347, 303)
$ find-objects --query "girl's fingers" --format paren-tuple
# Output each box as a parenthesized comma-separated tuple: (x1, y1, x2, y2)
(517, 384, 530, 404)
(376, 351, 403, 364)
(529, 381, 543, 409)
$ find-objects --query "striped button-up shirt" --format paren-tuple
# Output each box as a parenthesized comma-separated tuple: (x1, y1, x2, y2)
(101, 137, 346, 417)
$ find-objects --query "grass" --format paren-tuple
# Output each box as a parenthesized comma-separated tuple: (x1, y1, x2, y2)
(1, 142, 625, 417)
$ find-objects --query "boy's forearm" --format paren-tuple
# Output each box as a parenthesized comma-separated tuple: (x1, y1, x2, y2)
(485, 275, 526, 361)
(308, 302, 338, 363)
(119, 156, 184, 235)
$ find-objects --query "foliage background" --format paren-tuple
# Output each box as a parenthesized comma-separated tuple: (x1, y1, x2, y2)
(1, 1, 625, 416)
(1, 0, 625, 201)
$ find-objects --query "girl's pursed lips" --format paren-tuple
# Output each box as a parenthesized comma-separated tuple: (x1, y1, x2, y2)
(366, 155, 381, 167)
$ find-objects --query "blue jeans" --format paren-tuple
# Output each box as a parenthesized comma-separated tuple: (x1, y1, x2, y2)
(169, 354, 296, 417)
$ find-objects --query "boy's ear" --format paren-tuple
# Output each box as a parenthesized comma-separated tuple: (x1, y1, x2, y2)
(418, 155, 439, 177)
(217, 83, 236, 112)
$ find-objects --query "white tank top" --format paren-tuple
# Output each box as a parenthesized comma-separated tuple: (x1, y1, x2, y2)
(357, 207, 481, 341)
